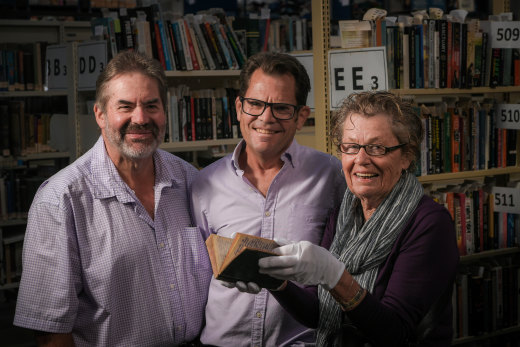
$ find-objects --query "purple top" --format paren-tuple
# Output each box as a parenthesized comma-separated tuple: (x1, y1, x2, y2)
(191, 139, 346, 347)
(272, 195, 459, 346)
(14, 137, 212, 346)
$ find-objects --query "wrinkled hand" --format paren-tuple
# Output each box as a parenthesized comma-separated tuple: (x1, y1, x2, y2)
(258, 240, 345, 290)
(219, 280, 262, 294)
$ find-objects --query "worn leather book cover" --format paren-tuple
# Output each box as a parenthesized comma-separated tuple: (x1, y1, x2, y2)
(205, 233, 284, 290)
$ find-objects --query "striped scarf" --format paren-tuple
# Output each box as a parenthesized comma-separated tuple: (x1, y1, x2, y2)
(316, 171, 424, 346)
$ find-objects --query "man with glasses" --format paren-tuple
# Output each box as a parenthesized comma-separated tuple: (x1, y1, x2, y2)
(191, 52, 346, 346)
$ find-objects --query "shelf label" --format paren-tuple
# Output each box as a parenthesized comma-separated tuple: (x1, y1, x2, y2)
(492, 187, 520, 214)
(495, 104, 520, 129)
(291, 52, 314, 109)
(329, 47, 388, 110)
(46, 45, 69, 90)
(78, 41, 107, 91)
(489, 21, 520, 49)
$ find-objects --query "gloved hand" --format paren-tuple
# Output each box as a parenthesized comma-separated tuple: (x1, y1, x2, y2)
(258, 240, 345, 290)
(219, 280, 262, 294)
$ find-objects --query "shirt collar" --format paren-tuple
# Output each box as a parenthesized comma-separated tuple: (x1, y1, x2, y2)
(230, 139, 298, 175)
(90, 137, 178, 201)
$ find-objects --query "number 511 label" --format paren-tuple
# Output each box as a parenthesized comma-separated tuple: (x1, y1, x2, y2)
(492, 187, 520, 214)
(495, 104, 520, 130)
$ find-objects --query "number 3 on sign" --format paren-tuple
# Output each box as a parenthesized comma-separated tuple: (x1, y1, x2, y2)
(495, 104, 520, 130)
(492, 187, 520, 214)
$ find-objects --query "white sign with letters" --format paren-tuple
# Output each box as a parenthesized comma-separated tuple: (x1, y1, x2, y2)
(492, 186, 520, 214)
(78, 41, 107, 91)
(329, 47, 387, 110)
(291, 52, 314, 109)
(495, 104, 520, 129)
(46, 45, 69, 90)
(489, 21, 520, 49)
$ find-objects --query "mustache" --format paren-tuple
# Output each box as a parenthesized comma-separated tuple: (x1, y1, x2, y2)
(121, 122, 159, 136)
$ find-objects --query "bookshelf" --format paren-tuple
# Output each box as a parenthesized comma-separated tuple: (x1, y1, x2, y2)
(0, 19, 89, 292)
(310, 0, 519, 345)
(460, 246, 520, 263)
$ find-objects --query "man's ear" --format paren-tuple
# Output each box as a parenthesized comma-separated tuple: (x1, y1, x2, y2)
(235, 96, 243, 122)
(295, 106, 310, 130)
(94, 103, 105, 129)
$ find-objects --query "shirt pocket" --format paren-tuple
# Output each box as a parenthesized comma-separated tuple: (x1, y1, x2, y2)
(286, 204, 330, 245)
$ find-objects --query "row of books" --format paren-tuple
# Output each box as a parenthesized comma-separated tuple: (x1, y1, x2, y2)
(0, 156, 64, 221)
(0, 233, 23, 285)
(0, 42, 47, 92)
(431, 182, 519, 256)
(454, 261, 520, 339)
(344, 8, 520, 89)
(0, 98, 68, 157)
(91, 5, 248, 71)
(165, 86, 241, 143)
(415, 102, 517, 176)
(0, 175, 39, 221)
(234, 16, 312, 55)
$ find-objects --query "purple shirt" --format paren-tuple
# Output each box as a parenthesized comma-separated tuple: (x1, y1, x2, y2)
(191, 140, 346, 347)
(14, 137, 212, 346)
(273, 195, 459, 346)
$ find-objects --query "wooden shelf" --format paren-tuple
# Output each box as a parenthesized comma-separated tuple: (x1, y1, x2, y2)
(0, 219, 27, 228)
(0, 282, 20, 291)
(0, 19, 90, 28)
(452, 325, 520, 345)
(417, 166, 520, 184)
(160, 138, 241, 152)
(460, 247, 520, 263)
(0, 90, 68, 97)
(391, 86, 520, 96)
(22, 151, 70, 160)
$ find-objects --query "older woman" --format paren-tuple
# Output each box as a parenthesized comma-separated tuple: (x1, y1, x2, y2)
(257, 91, 459, 346)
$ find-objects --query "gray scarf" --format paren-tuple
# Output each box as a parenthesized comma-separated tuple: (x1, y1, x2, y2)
(316, 171, 424, 346)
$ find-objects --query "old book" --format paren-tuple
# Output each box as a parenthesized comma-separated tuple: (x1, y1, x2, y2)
(205, 233, 284, 290)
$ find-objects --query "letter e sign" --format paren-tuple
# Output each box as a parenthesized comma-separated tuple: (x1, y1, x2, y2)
(328, 47, 388, 110)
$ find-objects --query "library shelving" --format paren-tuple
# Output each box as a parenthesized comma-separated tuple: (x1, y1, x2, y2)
(0, 19, 89, 294)
(310, 0, 519, 345)
(452, 247, 520, 346)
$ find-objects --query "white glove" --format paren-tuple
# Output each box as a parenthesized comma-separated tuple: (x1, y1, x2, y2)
(258, 240, 345, 290)
(219, 280, 262, 294)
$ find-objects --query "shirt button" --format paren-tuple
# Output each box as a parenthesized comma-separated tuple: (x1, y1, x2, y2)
(256, 311, 262, 318)
(159, 242, 165, 248)
(265, 211, 271, 217)
(170, 284, 175, 289)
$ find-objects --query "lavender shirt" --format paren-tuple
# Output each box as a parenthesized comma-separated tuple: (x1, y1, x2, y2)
(191, 140, 346, 347)
(14, 137, 212, 346)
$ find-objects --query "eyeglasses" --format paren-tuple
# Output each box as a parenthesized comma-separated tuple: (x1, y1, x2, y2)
(239, 97, 300, 120)
(338, 143, 407, 156)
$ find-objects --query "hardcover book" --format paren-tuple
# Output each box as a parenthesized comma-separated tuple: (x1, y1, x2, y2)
(205, 232, 284, 290)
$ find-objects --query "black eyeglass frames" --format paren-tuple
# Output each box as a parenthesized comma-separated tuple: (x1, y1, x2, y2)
(239, 97, 300, 120)
(338, 143, 407, 156)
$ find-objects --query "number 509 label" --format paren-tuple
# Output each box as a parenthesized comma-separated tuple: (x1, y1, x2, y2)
(492, 187, 520, 214)
(490, 21, 520, 49)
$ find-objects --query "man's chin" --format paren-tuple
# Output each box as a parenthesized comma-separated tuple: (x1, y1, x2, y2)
(121, 141, 158, 159)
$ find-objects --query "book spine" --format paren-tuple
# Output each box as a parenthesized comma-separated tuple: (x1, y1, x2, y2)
(177, 19, 193, 71)
(183, 19, 201, 70)
(171, 21, 187, 71)
(153, 22, 166, 70)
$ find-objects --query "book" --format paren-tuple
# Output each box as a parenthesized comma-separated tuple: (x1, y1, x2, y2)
(205, 232, 284, 290)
